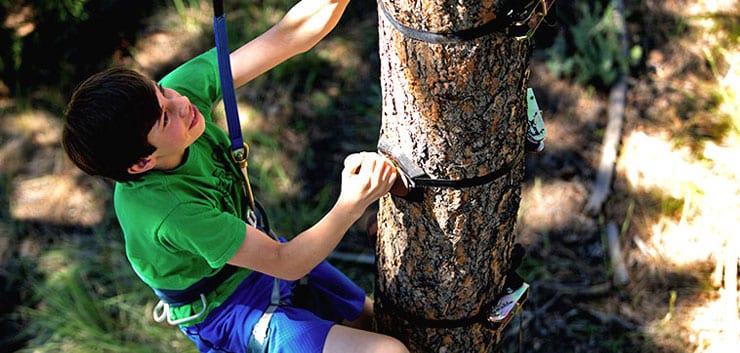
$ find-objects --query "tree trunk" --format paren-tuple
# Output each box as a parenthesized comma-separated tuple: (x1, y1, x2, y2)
(374, 1, 532, 352)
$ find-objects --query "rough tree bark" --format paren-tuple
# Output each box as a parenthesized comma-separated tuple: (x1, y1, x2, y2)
(373, 1, 532, 352)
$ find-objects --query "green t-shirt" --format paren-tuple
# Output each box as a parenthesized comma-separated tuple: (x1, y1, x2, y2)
(114, 48, 252, 324)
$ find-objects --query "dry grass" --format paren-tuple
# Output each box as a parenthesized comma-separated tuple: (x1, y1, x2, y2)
(617, 1, 740, 351)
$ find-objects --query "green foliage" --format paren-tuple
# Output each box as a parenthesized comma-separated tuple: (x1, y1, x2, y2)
(2, 0, 92, 74)
(166, 0, 206, 30)
(268, 185, 335, 237)
(18, 241, 197, 353)
(545, 1, 642, 88)
(39, 0, 92, 21)
(247, 129, 298, 200)
(0, 0, 163, 98)
(169, 0, 200, 18)
(703, 46, 740, 135)
(270, 52, 327, 96)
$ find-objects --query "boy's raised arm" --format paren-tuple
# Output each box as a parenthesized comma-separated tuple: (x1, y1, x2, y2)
(228, 152, 397, 281)
(230, 0, 350, 88)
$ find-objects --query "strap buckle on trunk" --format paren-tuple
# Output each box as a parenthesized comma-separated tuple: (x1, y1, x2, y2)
(487, 282, 530, 330)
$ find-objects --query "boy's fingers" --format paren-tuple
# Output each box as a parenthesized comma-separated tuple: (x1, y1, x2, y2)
(343, 152, 398, 184)
(358, 154, 377, 178)
(343, 153, 365, 175)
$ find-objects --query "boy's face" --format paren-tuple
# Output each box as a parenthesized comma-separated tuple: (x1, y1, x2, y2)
(146, 82, 206, 168)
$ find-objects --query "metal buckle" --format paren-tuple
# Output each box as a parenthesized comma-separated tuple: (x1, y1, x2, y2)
(231, 143, 249, 167)
(231, 142, 257, 210)
(246, 208, 258, 227)
(503, 0, 555, 40)
(487, 282, 530, 330)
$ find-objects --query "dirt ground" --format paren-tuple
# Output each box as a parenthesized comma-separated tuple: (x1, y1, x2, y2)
(508, 2, 740, 352)
(1, 0, 738, 352)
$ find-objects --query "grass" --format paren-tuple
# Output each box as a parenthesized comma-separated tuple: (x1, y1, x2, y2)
(18, 239, 198, 353)
(613, 2, 740, 348)
(545, 0, 642, 89)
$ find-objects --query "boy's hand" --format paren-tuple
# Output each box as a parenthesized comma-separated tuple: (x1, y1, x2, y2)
(338, 152, 398, 218)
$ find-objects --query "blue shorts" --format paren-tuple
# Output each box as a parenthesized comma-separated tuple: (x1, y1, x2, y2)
(180, 260, 366, 353)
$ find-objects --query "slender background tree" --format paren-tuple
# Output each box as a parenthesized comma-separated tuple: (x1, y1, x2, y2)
(373, 1, 533, 352)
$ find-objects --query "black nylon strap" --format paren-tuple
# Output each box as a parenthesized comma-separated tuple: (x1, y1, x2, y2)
(375, 244, 526, 329)
(378, 1, 512, 44)
(412, 150, 522, 189)
(152, 201, 273, 306)
(154, 265, 238, 306)
(212, 0, 223, 17)
(375, 281, 520, 330)
(376, 288, 496, 329)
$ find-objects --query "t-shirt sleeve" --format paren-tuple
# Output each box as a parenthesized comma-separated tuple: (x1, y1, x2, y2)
(157, 202, 246, 269)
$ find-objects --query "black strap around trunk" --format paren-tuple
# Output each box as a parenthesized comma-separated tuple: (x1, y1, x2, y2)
(375, 244, 525, 329)
(378, 1, 515, 44)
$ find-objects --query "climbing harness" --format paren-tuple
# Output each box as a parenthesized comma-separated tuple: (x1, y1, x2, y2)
(152, 5, 283, 351)
(214, 2, 286, 351)
(152, 265, 238, 325)
(375, 244, 529, 333)
(247, 269, 282, 353)
(378, 0, 555, 43)
(152, 201, 286, 350)
(151, 202, 278, 326)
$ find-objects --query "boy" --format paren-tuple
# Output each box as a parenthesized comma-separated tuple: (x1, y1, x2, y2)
(61, 1, 407, 352)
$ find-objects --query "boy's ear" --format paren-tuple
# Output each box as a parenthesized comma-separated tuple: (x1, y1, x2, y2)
(127, 156, 156, 174)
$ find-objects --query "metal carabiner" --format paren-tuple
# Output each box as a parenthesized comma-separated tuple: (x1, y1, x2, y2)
(231, 142, 257, 211)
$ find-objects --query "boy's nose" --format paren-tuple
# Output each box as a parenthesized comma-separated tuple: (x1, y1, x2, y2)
(175, 97, 190, 117)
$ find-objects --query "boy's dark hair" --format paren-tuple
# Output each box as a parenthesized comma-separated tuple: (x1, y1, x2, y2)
(62, 68, 161, 182)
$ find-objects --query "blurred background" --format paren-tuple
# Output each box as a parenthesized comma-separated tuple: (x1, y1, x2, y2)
(0, 0, 737, 352)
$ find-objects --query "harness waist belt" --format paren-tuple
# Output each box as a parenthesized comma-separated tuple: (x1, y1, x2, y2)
(153, 264, 239, 306)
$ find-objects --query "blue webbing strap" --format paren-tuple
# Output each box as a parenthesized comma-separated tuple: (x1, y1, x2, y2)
(213, 1, 243, 152)
(213, 0, 256, 211)
(211, 5, 280, 348)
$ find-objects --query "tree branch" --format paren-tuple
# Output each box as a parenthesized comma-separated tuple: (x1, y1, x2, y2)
(606, 221, 630, 286)
(585, 0, 629, 216)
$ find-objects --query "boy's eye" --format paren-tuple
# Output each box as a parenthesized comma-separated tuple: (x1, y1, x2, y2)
(157, 84, 169, 128)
